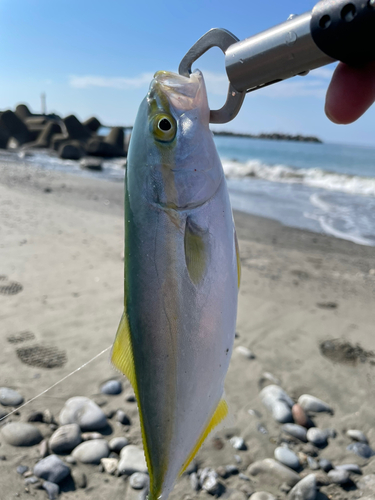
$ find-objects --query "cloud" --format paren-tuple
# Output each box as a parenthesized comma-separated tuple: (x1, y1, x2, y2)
(69, 73, 154, 90)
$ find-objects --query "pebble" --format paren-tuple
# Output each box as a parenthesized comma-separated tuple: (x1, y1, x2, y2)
(71, 469, 87, 488)
(250, 493, 276, 500)
(72, 439, 109, 464)
(64, 455, 76, 464)
(81, 432, 103, 440)
(17, 465, 29, 475)
(335, 463, 362, 474)
(201, 470, 221, 495)
(259, 372, 281, 388)
(230, 436, 247, 450)
(116, 410, 131, 425)
(2, 422, 43, 446)
(319, 459, 333, 472)
(80, 157, 103, 171)
(100, 379, 122, 395)
(301, 443, 318, 457)
(43, 409, 56, 425)
(291, 404, 310, 428)
(125, 391, 136, 402)
(27, 411, 44, 422)
(306, 428, 328, 447)
(248, 458, 300, 487)
(42, 481, 59, 500)
(226, 465, 239, 475)
(109, 436, 129, 453)
(40, 439, 49, 458)
(118, 445, 147, 475)
(190, 472, 199, 491)
(235, 346, 255, 359)
(298, 394, 332, 414)
(129, 472, 149, 490)
(0, 387, 24, 406)
(260, 385, 294, 423)
(328, 469, 350, 484)
(24, 476, 40, 485)
(59, 397, 107, 431)
(49, 423, 82, 454)
(357, 474, 375, 490)
(274, 447, 300, 470)
(239, 473, 250, 481)
(307, 456, 319, 470)
(346, 429, 368, 443)
(34, 455, 70, 483)
(282, 423, 307, 442)
(347, 442, 374, 458)
(101, 457, 118, 474)
(288, 474, 317, 500)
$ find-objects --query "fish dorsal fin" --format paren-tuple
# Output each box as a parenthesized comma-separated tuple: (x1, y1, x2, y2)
(111, 312, 154, 489)
(234, 229, 241, 289)
(184, 218, 208, 285)
(111, 312, 137, 390)
(179, 398, 228, 475)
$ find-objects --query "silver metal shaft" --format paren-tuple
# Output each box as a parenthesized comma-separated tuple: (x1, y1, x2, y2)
(225, 12, 334, 93)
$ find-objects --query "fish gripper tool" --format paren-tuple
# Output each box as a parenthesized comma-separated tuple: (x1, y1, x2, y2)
(179, 0, 375, 124)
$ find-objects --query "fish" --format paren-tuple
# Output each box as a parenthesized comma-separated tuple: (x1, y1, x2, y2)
(111, 69, 240, 500)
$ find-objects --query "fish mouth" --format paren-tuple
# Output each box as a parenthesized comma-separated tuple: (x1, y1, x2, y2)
(149, 70, 207, 112)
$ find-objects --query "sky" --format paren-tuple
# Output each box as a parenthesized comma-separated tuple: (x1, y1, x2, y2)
(0, 0, 373, 146)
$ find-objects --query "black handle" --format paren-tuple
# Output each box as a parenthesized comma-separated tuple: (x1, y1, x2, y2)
(311, 0, 375, 66)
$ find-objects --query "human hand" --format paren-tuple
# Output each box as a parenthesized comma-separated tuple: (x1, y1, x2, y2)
(325, 62, 375, 124)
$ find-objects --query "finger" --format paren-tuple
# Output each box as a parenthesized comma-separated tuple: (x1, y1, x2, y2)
(325, 62, 375, 124)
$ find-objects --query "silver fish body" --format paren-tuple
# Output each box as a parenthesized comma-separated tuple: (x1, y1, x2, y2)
(112, 70, 239, 500)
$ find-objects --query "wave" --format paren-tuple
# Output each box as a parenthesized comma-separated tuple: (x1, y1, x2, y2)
(221, 158, 375, 197)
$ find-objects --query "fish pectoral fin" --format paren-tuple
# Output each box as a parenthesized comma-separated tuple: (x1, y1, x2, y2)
(179, 398, 228, 475)
(111, 311, 137, 391)
(235, 229, 241, 289)
(184, 218, 208, 285)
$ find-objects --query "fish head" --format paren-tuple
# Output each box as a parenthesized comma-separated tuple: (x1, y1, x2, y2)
(127, 70, 223, 210)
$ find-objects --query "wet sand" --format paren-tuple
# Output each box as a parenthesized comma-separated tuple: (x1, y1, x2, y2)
(0, 160, 375, 499)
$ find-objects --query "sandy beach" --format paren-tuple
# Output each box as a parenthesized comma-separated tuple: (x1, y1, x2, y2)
(1, 160, 375, 500)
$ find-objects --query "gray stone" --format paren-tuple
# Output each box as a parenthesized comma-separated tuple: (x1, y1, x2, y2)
(118, 445, 147, 475)
(130, 472, 149, 490)
(248, 458, 300, 487)
(42, 481, 59, 500)
(2, 422, 43, 446)
(190, 472, 200, 491)
(72, 439, 109, 464)
(306, 428, 329, 447)
(328, 469, 350, 484)
(59, 397, 107, 431)
(235, 346, 255, 359)
(319, 459, 333, 472)
(347, 442, 374, 458)
(116, 410, 131, 425)
(71, 469, 87, 488)
(201, 469, 221, 495)
(80, 157, 103, 171)
(230, 436, 247, 450)
(27, 411, 44, 422)
(226, 465, 239, 475)
(109, 436, 129, 453)
(288, 474, 317, 500)
(101, 457, 118, 474)
(274, 447, 300, 470)
(239, 473, 250, 481)
(40, 439, 49, 458)
(100, 379, 122, 395)
(49, 423, 81, 454)
(24, 476, 40, 485)
(260, 385, 293, 423)
(17, 465, 29, 475)
(0, 387, 24, 406)
(335, 463, 361, 474)
(34, 455, 70, 483)
(346, 429, 368, 443)
(81, 432, 102, 440)
(251, 493, 276, 500)
(297, 395, 332, 413)
(282, 423, 307, 442)
(307, 456, 319, 470)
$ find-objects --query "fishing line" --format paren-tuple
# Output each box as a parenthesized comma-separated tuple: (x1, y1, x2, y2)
(0, 345, 112, 422)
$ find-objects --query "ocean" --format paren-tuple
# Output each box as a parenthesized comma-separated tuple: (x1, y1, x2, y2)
(3, 135, 375, 247)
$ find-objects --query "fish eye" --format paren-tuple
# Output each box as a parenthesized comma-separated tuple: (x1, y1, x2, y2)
(151, 113, 176, 143)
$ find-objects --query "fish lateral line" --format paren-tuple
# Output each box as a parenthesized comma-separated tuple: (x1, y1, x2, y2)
(0, 345, 112, 422)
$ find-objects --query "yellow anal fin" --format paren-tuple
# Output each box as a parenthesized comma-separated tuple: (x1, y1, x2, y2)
(234, 229, 241, 289)
(111, 312, 154, 490)
(184, 218, 208, 285)
(111, 312, 137, 390)
(179, 399, 228, 475)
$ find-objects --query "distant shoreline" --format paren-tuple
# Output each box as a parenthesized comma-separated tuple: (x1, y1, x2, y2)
(212, 130, 323, 143)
